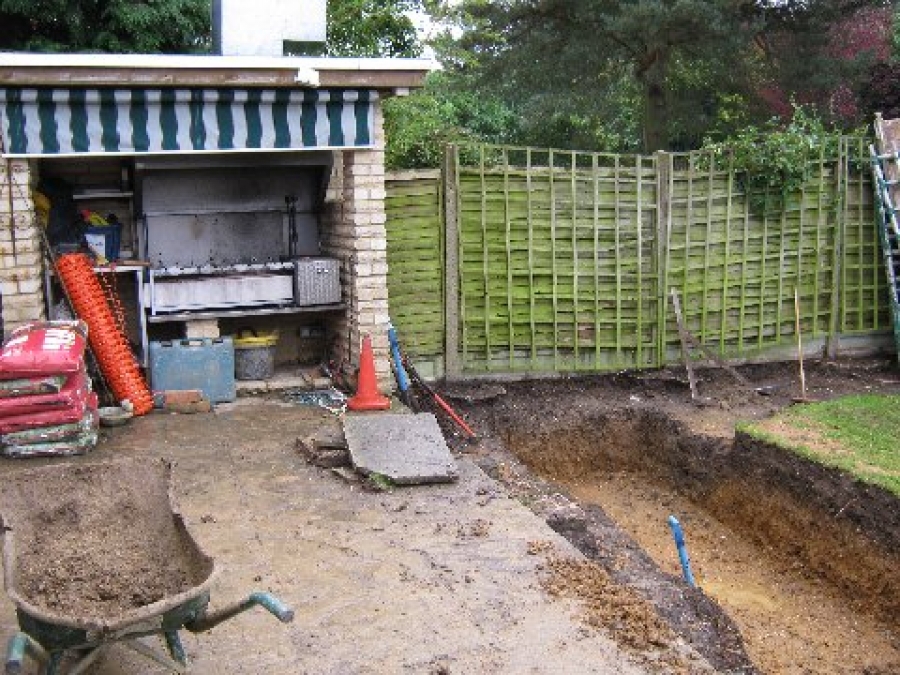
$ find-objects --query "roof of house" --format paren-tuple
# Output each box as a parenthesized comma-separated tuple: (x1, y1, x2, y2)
(0, 53, 434, 91)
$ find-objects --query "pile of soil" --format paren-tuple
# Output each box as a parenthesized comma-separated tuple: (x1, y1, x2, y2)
(0, 460, 212, 620)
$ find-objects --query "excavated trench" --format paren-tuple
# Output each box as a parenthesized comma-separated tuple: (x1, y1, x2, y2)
(499, 406, 900, 674)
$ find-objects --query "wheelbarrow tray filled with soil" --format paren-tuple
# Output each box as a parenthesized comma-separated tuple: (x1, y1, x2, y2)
(0, 459, 293, 674)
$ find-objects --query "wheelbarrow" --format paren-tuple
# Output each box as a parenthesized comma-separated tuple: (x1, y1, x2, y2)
(0, 460, 294, 674)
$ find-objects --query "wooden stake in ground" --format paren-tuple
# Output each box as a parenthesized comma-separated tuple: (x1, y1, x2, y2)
(670, 289, 699, 401)
(794, 287, 808, 401)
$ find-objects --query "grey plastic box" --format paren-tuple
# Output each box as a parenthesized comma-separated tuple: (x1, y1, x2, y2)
(293, 258, 341, 306)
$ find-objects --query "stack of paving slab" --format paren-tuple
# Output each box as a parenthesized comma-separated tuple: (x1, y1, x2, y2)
(0, 321, 99, 457)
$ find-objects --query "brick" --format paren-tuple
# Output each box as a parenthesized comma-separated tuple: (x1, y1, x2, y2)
(164, 390, 205, 406)
(2, 304, 44, 324)
(17, 276, 42, 295)
(3, 291, 43, 308)
(0, 238, 40, 256)
(166, 398, 213, 414)
(3, 252, 40, 268)
(184, 319, 220, 339)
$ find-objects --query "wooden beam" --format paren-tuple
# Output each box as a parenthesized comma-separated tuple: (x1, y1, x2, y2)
(0, 67, 427, 90)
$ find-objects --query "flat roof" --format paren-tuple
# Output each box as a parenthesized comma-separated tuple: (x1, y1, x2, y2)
(0, 53, 435, 90)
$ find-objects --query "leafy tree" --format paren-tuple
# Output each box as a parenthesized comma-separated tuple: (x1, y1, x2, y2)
(757, 2, 891, 127)
(429, 0, 890, 152)
(0, 0, 424, 57)
(327, 0, 423, 57)
(384, 72, 520, 169)
(0, 0, 211, 53)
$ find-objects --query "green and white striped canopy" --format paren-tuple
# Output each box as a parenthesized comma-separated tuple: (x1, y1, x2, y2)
(0, 87, 377, 157)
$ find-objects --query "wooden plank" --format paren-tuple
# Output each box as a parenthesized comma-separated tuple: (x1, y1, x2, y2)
(550, 150, 560, 370)
(701, 151, 714, 342)
(656, 151, 671, 366)
(615, 155, 623, 365)
(504, 148, 515, 370)
(527, 148, 537, 367)
(479, 147, 492, 369)
(444, 145, 462, 376)
(636, 153, 644, 366)
(721, 150, 733, 356)
(593, 154, 602, 370)
(571, 152, 580, 366)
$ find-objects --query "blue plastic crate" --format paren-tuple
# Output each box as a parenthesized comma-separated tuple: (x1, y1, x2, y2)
(84, 223, 122, 262)
(148, 337, 235, 403)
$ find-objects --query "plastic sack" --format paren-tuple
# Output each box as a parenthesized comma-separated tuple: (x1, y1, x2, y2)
(0, 370, 91, 418)
(0, 375, 68, 398)
(1, 428, 98, 458)
(1, 410, 98, 446)
(0, 321, 88, 378)
(0, 393, 97, 435)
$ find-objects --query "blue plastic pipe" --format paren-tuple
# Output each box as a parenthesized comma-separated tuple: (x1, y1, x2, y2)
(667, 515, 697, 588)
(387, 324, 411, 395)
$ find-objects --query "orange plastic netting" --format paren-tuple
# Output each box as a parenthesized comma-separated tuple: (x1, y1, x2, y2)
(55, 253, 153, 416)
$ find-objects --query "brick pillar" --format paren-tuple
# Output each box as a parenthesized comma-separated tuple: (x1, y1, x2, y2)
(320, 105, 392, 391)
(0, 149, 45, 337)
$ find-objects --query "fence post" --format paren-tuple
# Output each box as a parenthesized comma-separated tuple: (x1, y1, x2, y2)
(655, 151, 672, 367)
(827, 139, 846, 358)
(443, 144, 462, 378)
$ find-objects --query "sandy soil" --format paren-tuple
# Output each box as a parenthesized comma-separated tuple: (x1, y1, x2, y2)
(0, 460, 211, 620)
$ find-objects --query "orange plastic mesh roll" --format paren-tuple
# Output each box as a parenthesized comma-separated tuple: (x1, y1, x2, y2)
(55, 253, 154, 416)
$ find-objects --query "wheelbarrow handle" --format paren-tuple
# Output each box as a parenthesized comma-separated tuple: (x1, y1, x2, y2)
(185, 592, 294, 633)
(5, 632, 49, 674)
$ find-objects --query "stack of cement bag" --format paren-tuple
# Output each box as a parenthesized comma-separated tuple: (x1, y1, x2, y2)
(0, 321, 99, 457)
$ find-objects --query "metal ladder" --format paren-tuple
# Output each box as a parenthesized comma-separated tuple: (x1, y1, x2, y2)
(871, 113, 900, 361)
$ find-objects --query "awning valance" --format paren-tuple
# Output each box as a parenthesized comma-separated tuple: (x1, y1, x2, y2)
(0, 87, 377, 157)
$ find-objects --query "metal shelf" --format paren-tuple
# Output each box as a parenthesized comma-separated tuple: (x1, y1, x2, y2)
(146, 304, 344, 324)
(143, 207, 313, 217)
(73, 191, 133, 201)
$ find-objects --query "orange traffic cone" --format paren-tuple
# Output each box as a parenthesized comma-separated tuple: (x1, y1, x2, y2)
(347, 334, 391, 411)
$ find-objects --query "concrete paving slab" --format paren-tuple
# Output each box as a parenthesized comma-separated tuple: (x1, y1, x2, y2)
(343, 412, 458, 485)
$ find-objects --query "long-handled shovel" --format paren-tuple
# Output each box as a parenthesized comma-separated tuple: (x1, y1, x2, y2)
(402, 356, 477, 441)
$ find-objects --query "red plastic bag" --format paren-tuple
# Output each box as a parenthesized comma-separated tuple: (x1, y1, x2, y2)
(0, 375, 68, 398)
(0, 321, 88, 378)
(0, 393, 97, 434)
(0, 370, 91, 418)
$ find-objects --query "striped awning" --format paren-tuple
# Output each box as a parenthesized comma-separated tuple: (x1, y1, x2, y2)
(0, 87, 377, 157)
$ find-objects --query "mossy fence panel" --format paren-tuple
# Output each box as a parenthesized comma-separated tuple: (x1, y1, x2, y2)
(385, 141, 889, 377)
(385, 169, 444, 361)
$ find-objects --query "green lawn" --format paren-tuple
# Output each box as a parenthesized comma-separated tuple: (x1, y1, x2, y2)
(739, 394, 900, 497)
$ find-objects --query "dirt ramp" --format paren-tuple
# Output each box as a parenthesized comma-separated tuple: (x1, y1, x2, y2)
(0, 459, 214, 622)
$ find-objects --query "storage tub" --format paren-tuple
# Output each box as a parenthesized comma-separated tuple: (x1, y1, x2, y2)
(233, 330, 278, 381)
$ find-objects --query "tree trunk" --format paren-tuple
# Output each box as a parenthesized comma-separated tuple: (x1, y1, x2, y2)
(640, 51, 669, 152)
